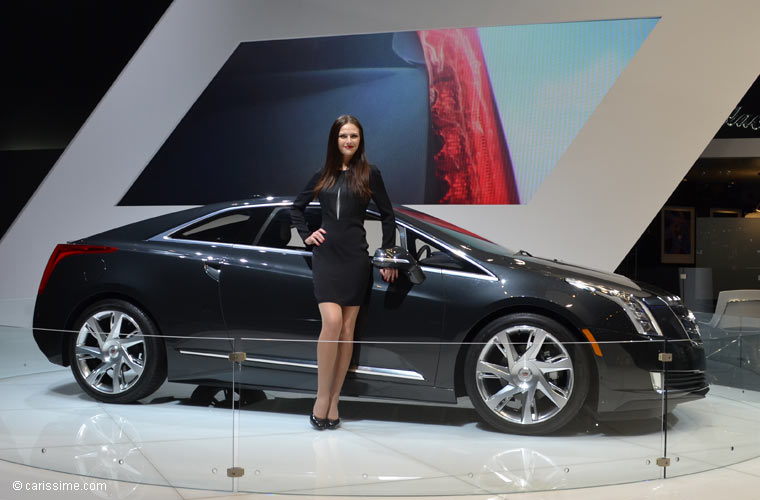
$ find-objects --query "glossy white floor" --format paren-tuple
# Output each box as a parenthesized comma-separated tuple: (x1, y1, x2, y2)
(1, 369, 760, 499)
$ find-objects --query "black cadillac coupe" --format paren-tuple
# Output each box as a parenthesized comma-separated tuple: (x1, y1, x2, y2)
(33, 198, 708, 435)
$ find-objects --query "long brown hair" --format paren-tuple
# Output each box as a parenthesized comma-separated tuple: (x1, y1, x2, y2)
(314, 115, 371, 202)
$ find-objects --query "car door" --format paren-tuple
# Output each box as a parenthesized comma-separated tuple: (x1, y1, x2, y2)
(342, 215, 446, 397)
(152, 204, 278, 383)
(402, 226, 499, 391)
(217, 205, 447, 394)
(216, 204, 323, 391)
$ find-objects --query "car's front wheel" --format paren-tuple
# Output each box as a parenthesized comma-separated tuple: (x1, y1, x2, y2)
(464, 313, 591, 435)
(69, 299, 167, 403)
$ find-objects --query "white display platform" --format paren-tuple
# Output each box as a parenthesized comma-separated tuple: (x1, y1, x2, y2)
(0, 369, 758, 497)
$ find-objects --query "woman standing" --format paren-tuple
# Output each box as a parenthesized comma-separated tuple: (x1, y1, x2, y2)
(291, 115, 398, 430)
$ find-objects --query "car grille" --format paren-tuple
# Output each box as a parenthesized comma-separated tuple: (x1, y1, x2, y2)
(664, 370, 707, 392)
(644, 296, 701, 340)
(668, 303, 701, 340)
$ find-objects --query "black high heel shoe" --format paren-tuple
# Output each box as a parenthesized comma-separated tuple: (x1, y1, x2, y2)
(326, 418, 341, 430)
(310, 413, 328, 430)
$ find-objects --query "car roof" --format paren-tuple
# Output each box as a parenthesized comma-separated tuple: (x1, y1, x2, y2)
(81, 196, 488, 249)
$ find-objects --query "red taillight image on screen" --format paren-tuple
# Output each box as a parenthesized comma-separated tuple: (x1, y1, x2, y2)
(418, 28, 519, 204)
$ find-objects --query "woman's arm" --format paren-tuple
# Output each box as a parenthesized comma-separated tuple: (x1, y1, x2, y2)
(369, 166, 398, 283)
(291, 171, 321, 243)
(370, 166, 396, 248)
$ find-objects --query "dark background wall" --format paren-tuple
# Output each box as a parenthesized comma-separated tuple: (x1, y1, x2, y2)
(615, 77, 760, 296)
(615, 156, 760, 298)
(0, 1, 172, 240)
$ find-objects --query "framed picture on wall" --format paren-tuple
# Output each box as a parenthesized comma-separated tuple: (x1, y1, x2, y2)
(661, 206, 695, 264)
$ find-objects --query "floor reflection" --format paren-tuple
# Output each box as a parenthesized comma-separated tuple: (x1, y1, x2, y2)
(187, 385, 267, 408)
(68, 413, 145, 498)
(0, 371, 758, 495)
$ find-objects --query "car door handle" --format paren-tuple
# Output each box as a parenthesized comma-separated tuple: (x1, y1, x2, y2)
(204, 262, 221, 282)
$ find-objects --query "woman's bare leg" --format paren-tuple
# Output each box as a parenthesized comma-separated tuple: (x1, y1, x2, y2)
(327, 305, 360, 420)
(313, 302, 343, 419)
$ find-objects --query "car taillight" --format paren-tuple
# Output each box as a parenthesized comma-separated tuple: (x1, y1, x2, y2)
(38, 244, 118, 295)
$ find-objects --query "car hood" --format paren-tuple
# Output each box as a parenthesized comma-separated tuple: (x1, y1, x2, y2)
(485, 252, 652, 296)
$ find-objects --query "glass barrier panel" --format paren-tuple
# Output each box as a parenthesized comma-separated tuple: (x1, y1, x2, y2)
(666, 322, 760, 478)
(5, 300, 747, 495)
(232, 335, 670, 495)
(0, 319, 238, 494)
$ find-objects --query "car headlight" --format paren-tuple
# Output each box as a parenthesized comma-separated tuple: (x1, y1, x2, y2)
(565, 278, 663, 336)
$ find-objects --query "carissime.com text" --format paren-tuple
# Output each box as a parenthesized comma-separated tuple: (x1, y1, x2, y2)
(11, 480, 107, 492)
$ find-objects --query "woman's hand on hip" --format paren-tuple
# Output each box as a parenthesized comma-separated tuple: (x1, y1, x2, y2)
(380, 267, 398, 283)
(305, 228, 326, 246)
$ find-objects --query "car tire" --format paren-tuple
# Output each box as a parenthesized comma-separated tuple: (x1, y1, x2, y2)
(69, 299, 167, 403)
(464, 313, 591, 435)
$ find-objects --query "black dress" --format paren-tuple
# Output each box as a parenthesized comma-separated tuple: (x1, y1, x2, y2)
(291, 165, 396, 306)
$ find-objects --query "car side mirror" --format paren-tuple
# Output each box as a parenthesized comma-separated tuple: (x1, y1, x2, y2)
(372, 246, 426, 284)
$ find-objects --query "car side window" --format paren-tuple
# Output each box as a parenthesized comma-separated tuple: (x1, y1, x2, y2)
(255, 206, 322, 250)
(406, 229, 482, 274)
(170, 207, 274, 245)
(255, 207, 402, 252)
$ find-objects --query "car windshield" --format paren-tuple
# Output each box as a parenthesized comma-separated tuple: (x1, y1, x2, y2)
(396, 207, 515, 256)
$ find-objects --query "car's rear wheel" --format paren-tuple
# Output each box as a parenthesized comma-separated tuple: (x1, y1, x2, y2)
(69, 299, 166, 403)
(464, 313, 591, 435)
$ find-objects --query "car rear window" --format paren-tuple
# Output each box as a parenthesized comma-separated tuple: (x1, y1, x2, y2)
(170, 207, 274, 245)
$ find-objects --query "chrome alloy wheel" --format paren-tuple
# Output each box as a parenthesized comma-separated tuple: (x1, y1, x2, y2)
(475, 325, 574, 425)
(74, 310, 147, 395)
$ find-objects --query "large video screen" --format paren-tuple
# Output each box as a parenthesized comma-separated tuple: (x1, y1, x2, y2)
(120, 18, 658, 206)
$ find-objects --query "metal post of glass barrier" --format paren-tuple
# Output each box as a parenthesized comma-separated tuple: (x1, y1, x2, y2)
(738, 333, 744, 389)
(660, 337, 670, 479)
(228, 337, 245, 493)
